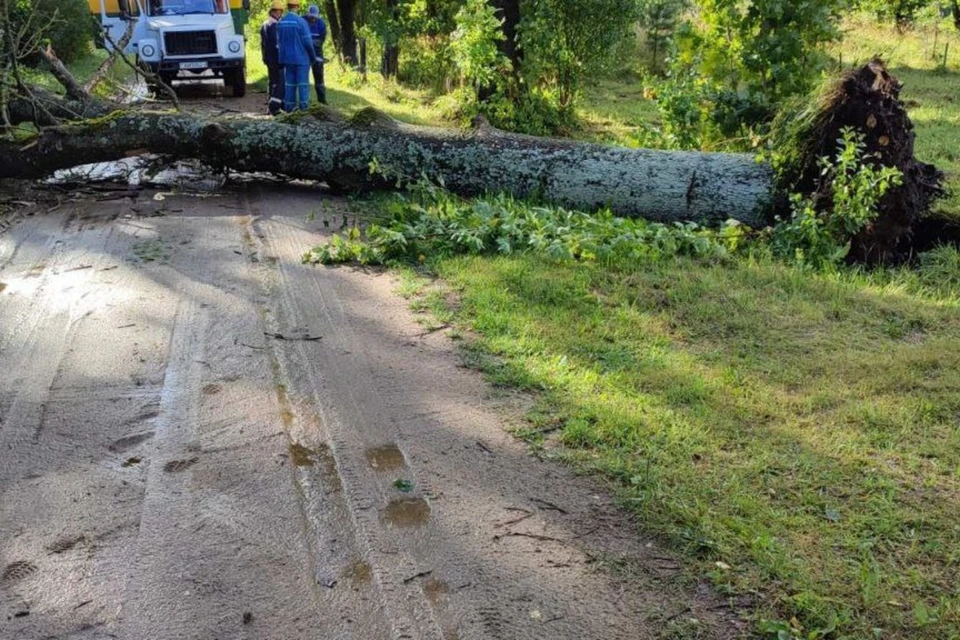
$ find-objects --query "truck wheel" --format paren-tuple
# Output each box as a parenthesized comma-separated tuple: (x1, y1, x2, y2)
(229, 66, 246, 98)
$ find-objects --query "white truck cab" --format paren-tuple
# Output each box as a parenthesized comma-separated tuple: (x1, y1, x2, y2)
(89, 0, 249, 96)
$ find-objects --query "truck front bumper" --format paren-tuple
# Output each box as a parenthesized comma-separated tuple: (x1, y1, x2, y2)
(150, 58, 244, 76)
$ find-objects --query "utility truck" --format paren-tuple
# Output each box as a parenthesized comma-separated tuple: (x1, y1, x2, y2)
(89, 0, 249, 96)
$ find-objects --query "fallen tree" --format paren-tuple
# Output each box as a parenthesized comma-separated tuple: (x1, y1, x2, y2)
(0, 58, 947, 258)
(0, 100, 774, 226)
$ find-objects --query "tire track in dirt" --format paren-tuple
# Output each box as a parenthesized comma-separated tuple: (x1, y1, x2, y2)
(0, 207, 169, 638)
(243, 201, 440, 640)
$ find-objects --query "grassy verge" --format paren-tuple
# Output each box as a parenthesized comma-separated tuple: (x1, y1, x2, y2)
(245, 39, 446, 126)
(397, 248, 960, 639)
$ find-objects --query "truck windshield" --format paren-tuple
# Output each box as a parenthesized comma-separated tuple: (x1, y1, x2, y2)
(148, 0, 227, 15)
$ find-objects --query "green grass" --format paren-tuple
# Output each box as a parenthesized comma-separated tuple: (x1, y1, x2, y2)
(245, 38, 446, 126)
(575, 72, 661, 144)
(21, 48, 134, 98)
(417, 249, 960, 639)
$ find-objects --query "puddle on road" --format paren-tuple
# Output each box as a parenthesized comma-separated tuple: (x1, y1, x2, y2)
(423, 577, 450, 605)
(365, 444, 405, 471)
(289, 442, 316, 467)
(48, 157, 226, 193)
(314, 443, 342, 492)
(381, 498, 430, 528)
(343, 560, 372, 587)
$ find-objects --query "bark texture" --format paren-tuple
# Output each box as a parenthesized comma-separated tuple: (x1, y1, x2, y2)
(0, 110, 774, 226)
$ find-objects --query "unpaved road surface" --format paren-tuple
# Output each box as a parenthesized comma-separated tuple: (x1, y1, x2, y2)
(0, 187, 744, 639)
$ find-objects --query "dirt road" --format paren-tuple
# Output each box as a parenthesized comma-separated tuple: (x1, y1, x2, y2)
(0, 185, 743, 639)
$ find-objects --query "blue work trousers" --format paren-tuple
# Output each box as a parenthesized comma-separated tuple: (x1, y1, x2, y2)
(284, 65, 311, 112)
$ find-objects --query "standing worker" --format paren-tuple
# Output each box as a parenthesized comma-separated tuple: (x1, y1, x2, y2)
(259, 0, 285, 115)
(276, 0, 317, 112)
(304, 5, 327, 105)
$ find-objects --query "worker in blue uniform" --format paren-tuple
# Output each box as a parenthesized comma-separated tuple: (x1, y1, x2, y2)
(276, 0, 317, 112)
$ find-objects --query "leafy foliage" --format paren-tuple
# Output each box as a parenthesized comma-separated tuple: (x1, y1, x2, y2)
(303, 182, 739, 267)
(518, 0, 638, 109)
(772, 128, 903, 268)
(5, 0, 93, 65)
(635, 0, 688, 73)
(652, 0, 846, 148)
(856, 0, 935, 28)
(450, 0, 507, 89)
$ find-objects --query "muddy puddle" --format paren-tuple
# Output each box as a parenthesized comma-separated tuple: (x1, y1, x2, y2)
(423, 576, 449, 605)
(381, 498, 430, 528)
(343, 560, 372, 587)
(365, 444, 405, 471)
(289, 442, 316, 467)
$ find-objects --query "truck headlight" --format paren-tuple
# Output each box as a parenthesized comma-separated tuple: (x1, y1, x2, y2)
(228, 40, 241, 54)
(141, 44, 156, 58)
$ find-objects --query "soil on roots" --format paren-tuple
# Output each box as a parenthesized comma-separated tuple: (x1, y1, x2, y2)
(794, 60, 946, 263)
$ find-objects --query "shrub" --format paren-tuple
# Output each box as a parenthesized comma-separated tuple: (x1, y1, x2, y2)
(772, 128, 903, 268)
(656, 0, 846, 146)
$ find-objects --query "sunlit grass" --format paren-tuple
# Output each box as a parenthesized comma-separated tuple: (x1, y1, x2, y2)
(245, 38, 446, 126)
(415, 249, 960, 638)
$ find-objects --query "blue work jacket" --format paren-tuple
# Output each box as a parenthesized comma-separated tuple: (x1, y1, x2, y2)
(277, 13, 317, 67)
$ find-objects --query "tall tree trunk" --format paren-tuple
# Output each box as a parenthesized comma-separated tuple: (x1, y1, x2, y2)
(490, 0, 521, 72)
(336, 0, 358, 64)
(380, 0, 400, 79)
(380, 45, 399, 78)
(324, 0, 342, 60)
(479, 0, 521, 101)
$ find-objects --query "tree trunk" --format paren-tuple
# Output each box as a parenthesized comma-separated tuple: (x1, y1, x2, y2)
(479, 0, 521, 101)
(380, 0, 400, 79)
(324, 0, 342, 60)
(381, 44, 399, 78)
(952, 0, 960, 30)
(336, 0, 358, 65)
(0, 110, 774, 227)
(490, 0, 521, 71)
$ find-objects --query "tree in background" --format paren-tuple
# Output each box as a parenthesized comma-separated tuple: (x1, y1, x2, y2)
(659, 0, 844, 147)
(4, 0, 93, 65)
(450, 0, 507, 91)
(857, 0, 932, 30)
(520, 0, 637, 109)
(636, 0, 687, 73)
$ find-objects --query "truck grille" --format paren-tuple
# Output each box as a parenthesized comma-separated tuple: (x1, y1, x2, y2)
(164, 31, 217, 56)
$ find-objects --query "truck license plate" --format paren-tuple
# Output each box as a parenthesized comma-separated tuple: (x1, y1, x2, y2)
(180, 61, 208, 70)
